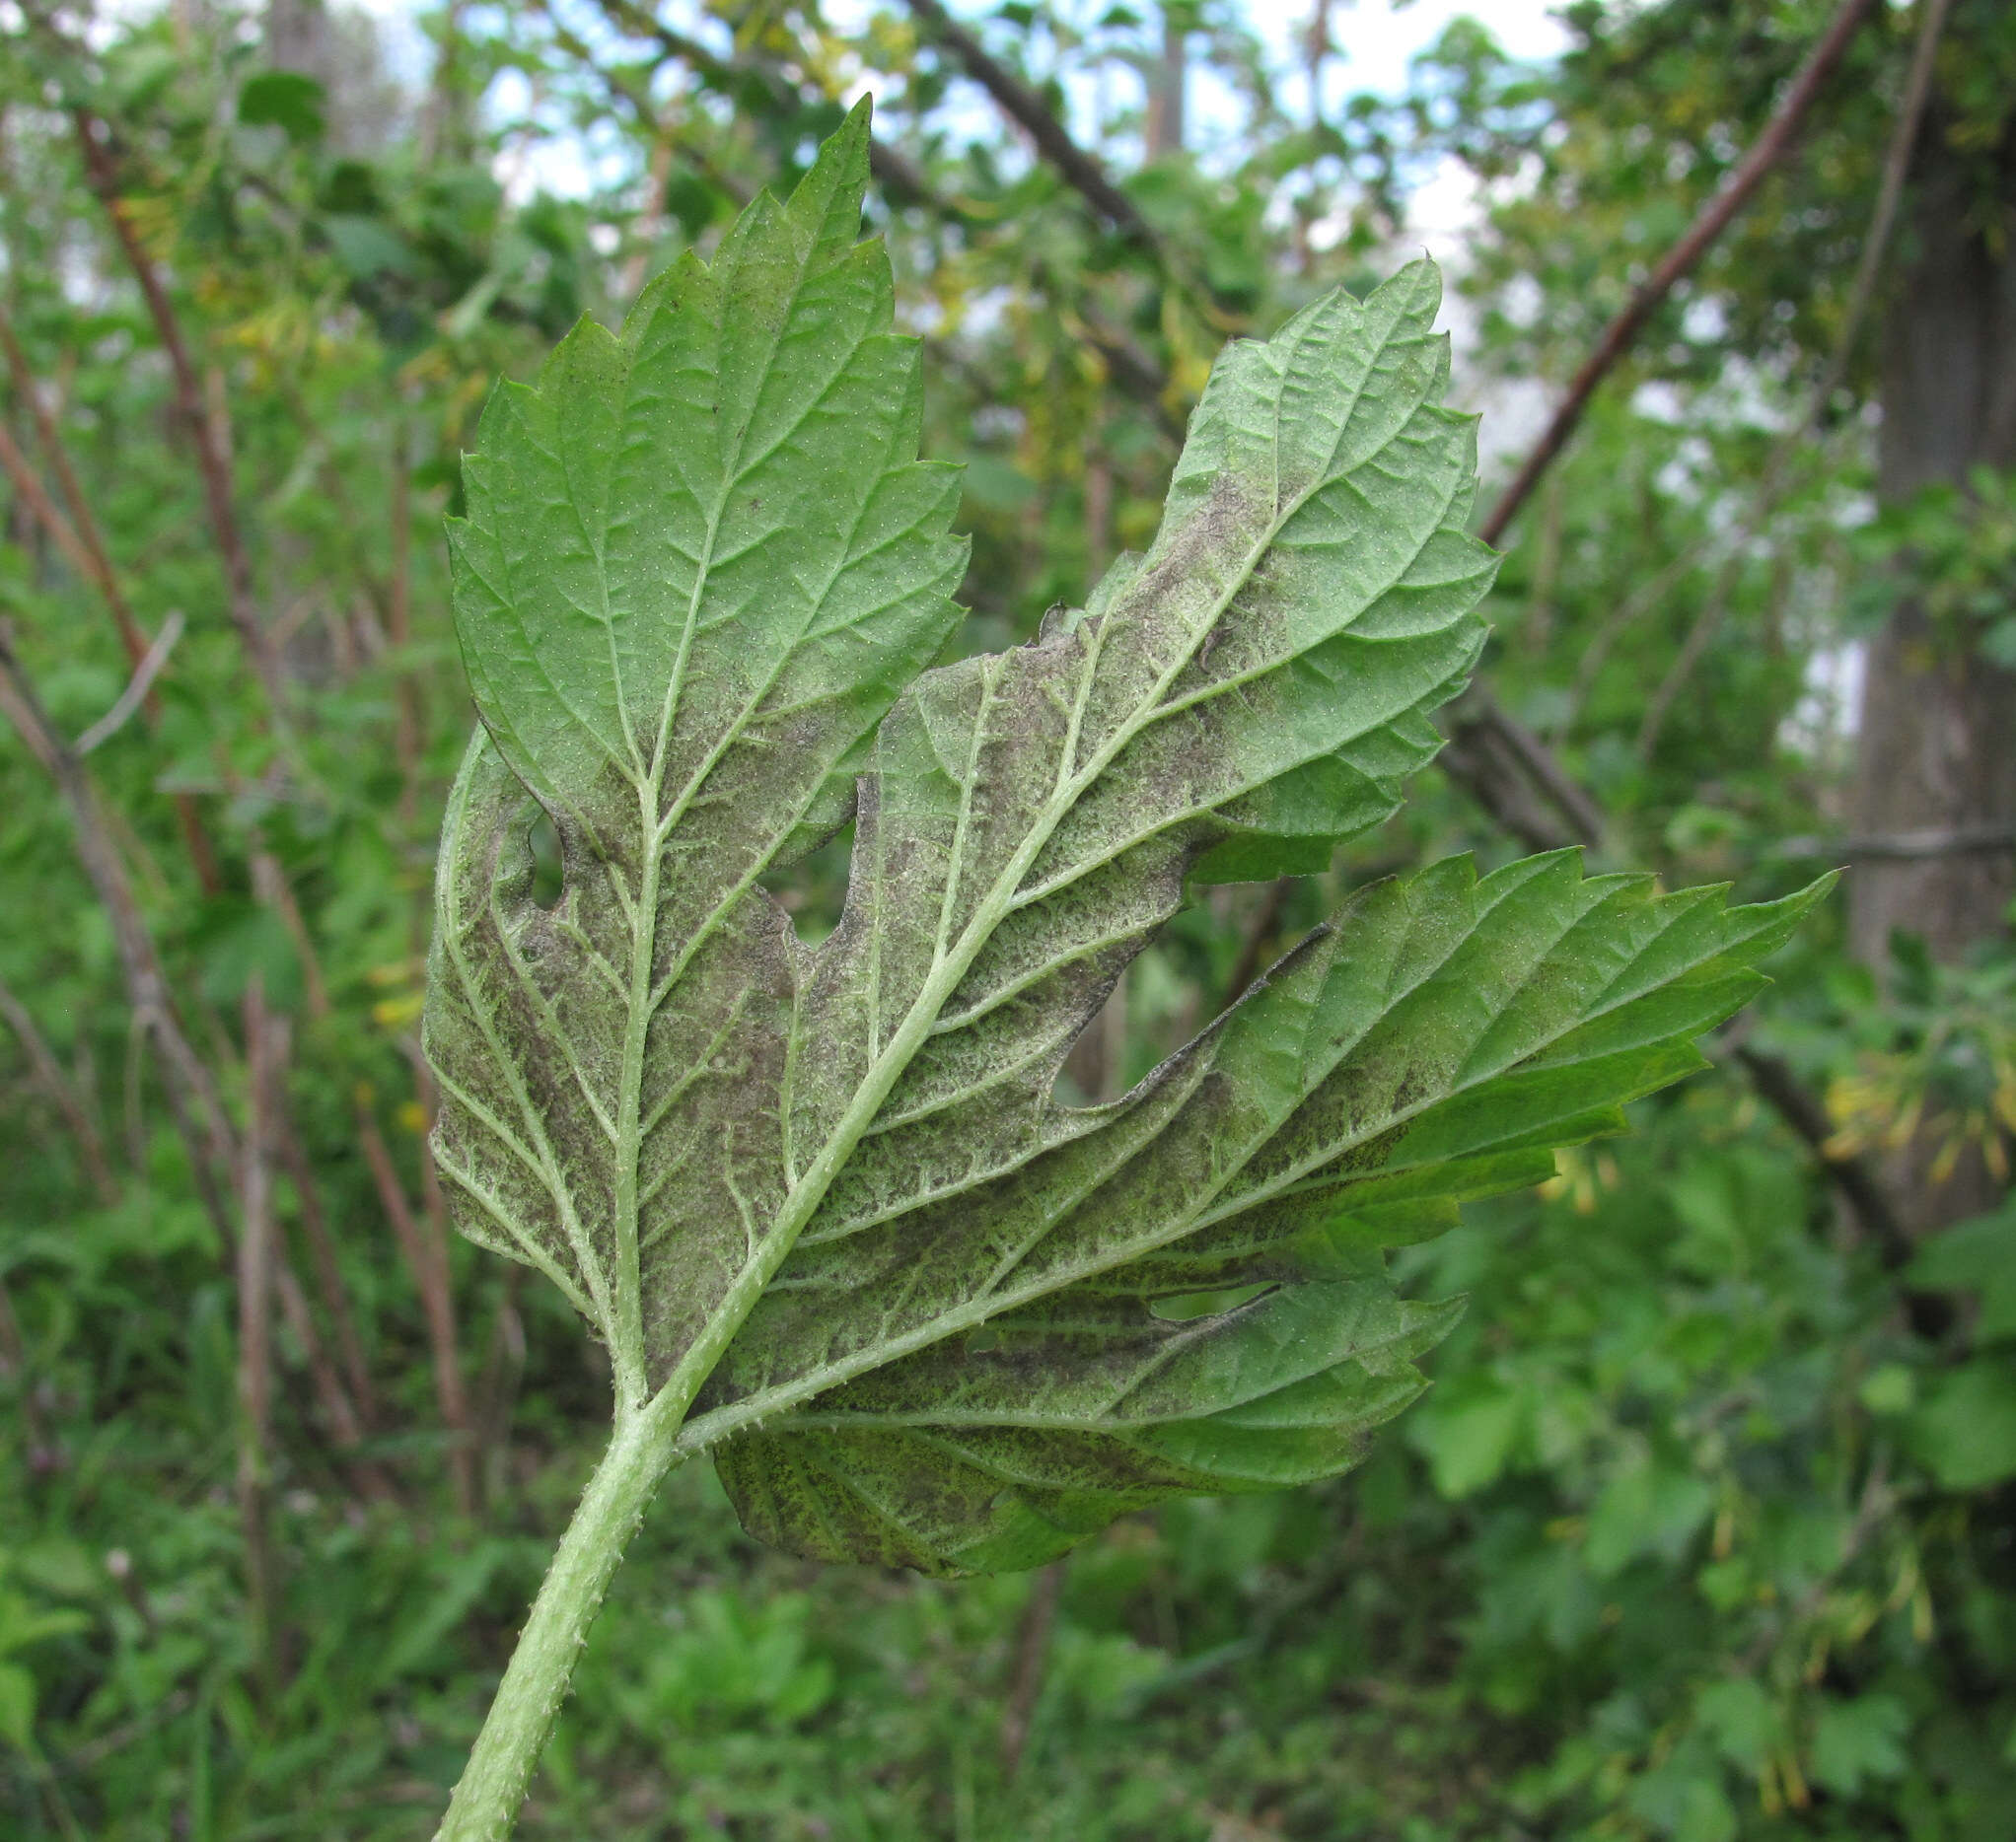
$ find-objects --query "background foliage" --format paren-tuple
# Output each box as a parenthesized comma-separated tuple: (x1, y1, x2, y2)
(1, 0, 2013, 1837)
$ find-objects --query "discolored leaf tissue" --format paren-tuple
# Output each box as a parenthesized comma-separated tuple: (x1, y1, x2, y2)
(423, 102, 1828, 1577)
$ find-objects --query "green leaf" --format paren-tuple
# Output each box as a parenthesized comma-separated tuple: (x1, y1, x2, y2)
(0, 1662, 33, 1753)
(1584, 1454, 1715, 1578)
(1906, 1355, 2016, 1490)
(1809, 1692, 1910, 1797)
(238, 70, 326, 144)
(1695, 1677, 1777, 1775)
(1908, 1202, 2016, 1342)
(424, 103, 1831, 1577)
(1406, 1374, 1525, 1498)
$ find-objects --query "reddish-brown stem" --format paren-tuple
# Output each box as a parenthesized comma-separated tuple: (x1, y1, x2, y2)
(0, 295, 223, 891)
(238, 977, 279, 1688)
(70, 107, 290, 712)
(472, 1263, 528, 1504)
(1633, 0, 1953, 762)
(272, 1107, 382, 1434)
(0, 1273, 59, 1474)
(1477, 0, 1880, 548)
(0, 628, 239, 1203)
(388, 420, 422, 826)
(0, 974, 118, 1206)
(0, 304, 152, 669)
(1437, 0, 1882, 860)
(255, 1018, 397, 1505)
(0, 421, 107, 607)
(1217, 877, 1296, 1015)
(998, 1560, 1067, 1779)
(901, 0, 1161, 254)
(359, 1098, 476, 1514)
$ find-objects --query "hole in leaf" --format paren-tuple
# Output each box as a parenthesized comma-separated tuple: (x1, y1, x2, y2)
(758, 822, 853, 947)
(1148, 1283, 1272, 1323)
(967, 1324, 1002, 1354)
(1050, 963, 1132, 1107)
(527, 810, 564, 910)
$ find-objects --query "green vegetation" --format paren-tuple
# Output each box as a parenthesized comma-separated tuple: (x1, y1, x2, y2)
(2, 2, 2013, 1839)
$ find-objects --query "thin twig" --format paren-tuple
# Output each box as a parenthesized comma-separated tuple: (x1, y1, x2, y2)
(581, 2, 1178, 432)
(1217, 878, 1296, 1014)
(238, 975, 280, 1691)
(1774, 824, 2016, 860)
(0, 974, 118, 1205)
(0, 305, 222, 889)
(360, 1098, 476, 1514)
(76, 608, 182, 754)
(472, 1264, 527, 1506)
(272, 1105, 382, 1433)
(0, 301, 153, 669)
(1634, 0, 1952, 759)
(70, 106, 291, 712)
(1437, 0, 1880, 862)
(255, 1018, 396, 1505)
(1728, 1044, 1912, 1272)
(1558, 537, 1711, 734)
(0, 1273, 60, 1474)
(1477, 0, 1880, 548)
(591, 0, 939, 211)
(0, 420, 106, 601)
(901, 0, 1163, 255)
(1437, 704, 1599, 852)
(998, 1558, 1066, 1779)
(0, 625, 239, 1220)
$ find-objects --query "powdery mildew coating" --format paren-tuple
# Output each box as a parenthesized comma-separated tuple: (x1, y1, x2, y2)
(423, 101, 1829, 1577)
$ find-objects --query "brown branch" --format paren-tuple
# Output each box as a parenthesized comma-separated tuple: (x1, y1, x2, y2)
(358, 1095, 475, 1514)
(1438, 0, 1881, 859)
(1634, 0, 1952, 760)
(579, 3, 1179, 432)
(0, 624, 239, 1220)
(0, 1273, 60, 1475)
(1435, 706, 1595, 853)
(1477, 0, 1881, 549)
(0, 974, 118, 1205)
(238, 975, 280, 1689)
(76, 609, 182, 755)
(998, 1558, 1066, 1779)
(0, 643, 390, 1476)
(248, 848, 469, 1501)
(2, 310, 401, 1487)
(901, 0, 1162, 254)
(0, 303, 152, 669)
(70, 107, 290, 712)
(1729, 1044, 1911, 1270)
(591, 0, 936, 211)
(273, 1106, 382, 1434)
(1775, 824, 2016, 861)
(389, 423, 419, 826)
(0, 421, 106, 602)
(0, 313, 223, 891)
(1218, 878, 1296, 1013)
(0, 653, 408, 1453)
(256, 1020, 398, 1506)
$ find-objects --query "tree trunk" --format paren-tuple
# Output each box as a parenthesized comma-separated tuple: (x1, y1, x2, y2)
(1146, 9, 1187, 160)
(1849, 112, 2016, 1225)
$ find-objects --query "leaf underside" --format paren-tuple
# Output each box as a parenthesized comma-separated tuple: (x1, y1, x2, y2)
(423, 102, 1830, 1577)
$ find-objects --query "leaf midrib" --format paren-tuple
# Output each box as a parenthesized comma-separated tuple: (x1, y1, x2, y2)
(637, 384, 1360, 1433)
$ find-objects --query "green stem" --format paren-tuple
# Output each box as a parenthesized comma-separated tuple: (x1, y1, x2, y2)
(434, 1402, 684, 1841)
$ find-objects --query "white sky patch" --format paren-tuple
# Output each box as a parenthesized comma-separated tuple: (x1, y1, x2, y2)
(396, 0, 1573, 205)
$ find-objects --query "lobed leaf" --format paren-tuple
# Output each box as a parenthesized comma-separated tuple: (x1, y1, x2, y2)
(424, 104, 1830, 1577)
